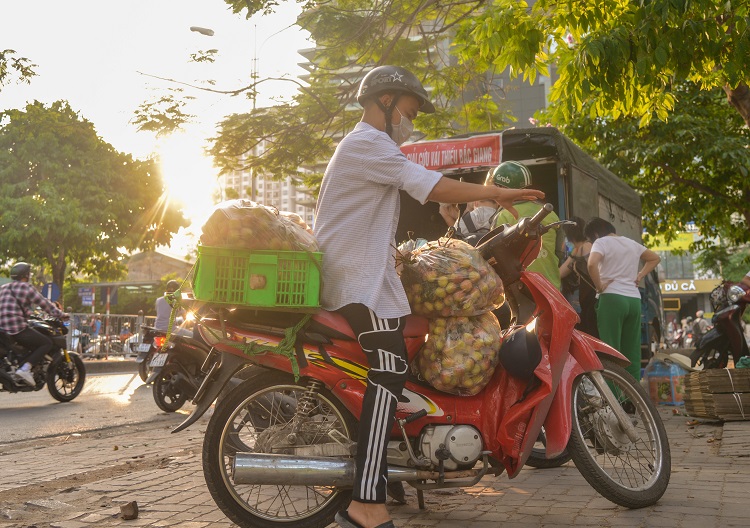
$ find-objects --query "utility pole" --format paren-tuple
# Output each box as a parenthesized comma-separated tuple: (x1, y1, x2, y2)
(252, 24, 258, 110)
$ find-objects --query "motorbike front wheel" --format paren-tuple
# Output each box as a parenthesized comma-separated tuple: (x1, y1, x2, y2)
(47, 354, 86, 402)
(525, 428, 571, 469)
(203, 372, 357, 528)
(690, 346, 727, 369)
(138, 357, 150, 383)
(567, 358, 670, 508)
(153, 363, 189, 412)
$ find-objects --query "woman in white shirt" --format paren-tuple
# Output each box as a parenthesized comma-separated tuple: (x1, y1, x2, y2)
(585, 218, 661, 381)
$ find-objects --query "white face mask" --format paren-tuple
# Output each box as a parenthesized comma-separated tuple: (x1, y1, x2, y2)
(390, 107, 414, 145)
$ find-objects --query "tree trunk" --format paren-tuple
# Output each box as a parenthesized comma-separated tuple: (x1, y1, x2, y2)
(50, 251, 66, 307)
(723, 82, 750, 127)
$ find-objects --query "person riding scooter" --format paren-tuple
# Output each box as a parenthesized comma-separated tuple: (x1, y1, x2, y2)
(0, 262, 68, 386)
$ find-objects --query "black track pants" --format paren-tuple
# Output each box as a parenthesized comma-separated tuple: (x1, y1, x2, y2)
(13, 327, 54, 366)
(337, 304, 408, 504)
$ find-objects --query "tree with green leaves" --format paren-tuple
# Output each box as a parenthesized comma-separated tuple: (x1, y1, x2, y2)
(694, 244, 749, 282)
(0, 49, 36, 91)
(454, 0, 750, 126)
(0, 101, 188, 302)
(137, 1, 750, 249)
(556, 83, 750, 249)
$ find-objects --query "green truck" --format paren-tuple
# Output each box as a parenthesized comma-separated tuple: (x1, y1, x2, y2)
(397, 127, 663, 363)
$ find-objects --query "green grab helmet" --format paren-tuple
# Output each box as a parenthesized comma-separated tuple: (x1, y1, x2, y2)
(485, 161, 532, 189)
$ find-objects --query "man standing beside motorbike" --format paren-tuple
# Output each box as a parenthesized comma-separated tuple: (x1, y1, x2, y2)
(0, 262, 68, 386)
(313, 65, 543, 528)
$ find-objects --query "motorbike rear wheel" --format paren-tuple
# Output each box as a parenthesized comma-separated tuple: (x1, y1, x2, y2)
(153, 363, 189, 412)
(47, 354, 86, 402)
(567, 358, 670, 508)
(203, 372, 356, 528)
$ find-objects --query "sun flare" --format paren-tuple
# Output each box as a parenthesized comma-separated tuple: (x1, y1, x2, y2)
(157, 132, 218, 226)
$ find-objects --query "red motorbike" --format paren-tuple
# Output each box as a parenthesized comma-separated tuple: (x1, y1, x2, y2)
(690, 280, 750, 369)
(174, 205, 671, 528)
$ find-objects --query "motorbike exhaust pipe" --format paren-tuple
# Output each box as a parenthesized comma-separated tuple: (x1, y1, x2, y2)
(232, 453, 479, 486)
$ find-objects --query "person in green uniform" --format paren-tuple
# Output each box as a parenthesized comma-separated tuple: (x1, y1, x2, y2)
(489, 161, 563, 290)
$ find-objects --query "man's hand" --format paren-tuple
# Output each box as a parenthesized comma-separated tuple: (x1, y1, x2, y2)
(438, 203, 460, 227)
(492, 188, 545, 219)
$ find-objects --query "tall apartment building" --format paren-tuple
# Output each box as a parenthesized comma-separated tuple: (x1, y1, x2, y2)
(221, 142, 317, 226)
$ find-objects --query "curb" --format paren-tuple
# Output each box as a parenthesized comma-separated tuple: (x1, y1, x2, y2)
(82, 359, 138, 375)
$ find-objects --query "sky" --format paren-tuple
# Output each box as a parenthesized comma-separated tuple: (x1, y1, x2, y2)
(2, 0, 313, 257)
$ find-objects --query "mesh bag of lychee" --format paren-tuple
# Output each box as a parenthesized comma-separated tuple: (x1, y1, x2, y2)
(398, 237, 504, 318)
(199, 199, 319, 252)
(414, 312, 502, 396)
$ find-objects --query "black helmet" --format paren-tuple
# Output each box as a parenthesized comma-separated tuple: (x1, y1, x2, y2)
(357, 65, 435, 114)
(10, 262, 31, 281)
(165, 280, 180, 293)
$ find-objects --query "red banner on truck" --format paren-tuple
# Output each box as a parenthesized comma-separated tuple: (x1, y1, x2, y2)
(400, 134, 502, 171)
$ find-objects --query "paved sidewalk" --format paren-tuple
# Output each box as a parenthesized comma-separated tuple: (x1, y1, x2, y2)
(1, 405, 748, 528)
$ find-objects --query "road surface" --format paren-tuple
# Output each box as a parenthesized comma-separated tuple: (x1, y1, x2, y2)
(0, 372, 179, 444)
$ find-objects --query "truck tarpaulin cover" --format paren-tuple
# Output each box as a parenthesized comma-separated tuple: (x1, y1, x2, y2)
(401, 134, 501, 171)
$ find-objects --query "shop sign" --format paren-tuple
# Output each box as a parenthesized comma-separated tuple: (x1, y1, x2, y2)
(400, 134, 501, 171)
(659, 279, 720, 294)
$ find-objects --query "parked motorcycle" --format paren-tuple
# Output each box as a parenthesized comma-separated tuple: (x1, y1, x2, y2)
(133, 326, 167, 383)
(0, 315, 86, 402)
(173, 205, 671, 528)
(152, 333, 211, 412)
(690, 281, 750, 369)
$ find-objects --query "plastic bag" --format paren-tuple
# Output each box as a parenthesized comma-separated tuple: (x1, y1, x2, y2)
(280, 211, 314, 235)
(415, 312, 502, 396)
(200, 199, 319, 252)
(397, 237, 428, 255)
(399, 238, 504, 317)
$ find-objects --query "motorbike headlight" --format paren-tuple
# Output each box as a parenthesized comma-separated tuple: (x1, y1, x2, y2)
(727, 285, 745, 303)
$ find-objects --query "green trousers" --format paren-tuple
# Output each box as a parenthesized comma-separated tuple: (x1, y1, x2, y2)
(595, 293, 642, 380)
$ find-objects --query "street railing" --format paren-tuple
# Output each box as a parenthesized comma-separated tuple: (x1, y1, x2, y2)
(67, 313, 156, 358)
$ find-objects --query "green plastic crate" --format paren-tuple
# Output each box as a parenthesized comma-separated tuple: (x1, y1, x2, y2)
(192, 246, 322, 310)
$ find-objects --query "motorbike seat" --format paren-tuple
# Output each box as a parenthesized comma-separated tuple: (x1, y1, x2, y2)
(308, 312, 429, 342)
(309, 312, 356, 341)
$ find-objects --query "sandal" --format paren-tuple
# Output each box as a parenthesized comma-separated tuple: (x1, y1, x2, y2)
(334, 510, 396, 528)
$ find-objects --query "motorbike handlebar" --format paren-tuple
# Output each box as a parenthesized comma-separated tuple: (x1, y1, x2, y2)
(524, 203, 554, 233)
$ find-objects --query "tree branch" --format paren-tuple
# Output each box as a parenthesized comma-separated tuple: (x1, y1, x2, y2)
(136, 71, 337, 119)
(659, 163, 739, 204)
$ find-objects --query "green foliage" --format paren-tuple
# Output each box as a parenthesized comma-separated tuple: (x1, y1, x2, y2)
(189, 49, 219, 63)
(0, 49, 36, 90)
(694, 244, 750, 282)
(454, 0, 750, 125)
(555, 83, 750, 249)
(132, 91, 196, 138)
(0, 101, 189, 301)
